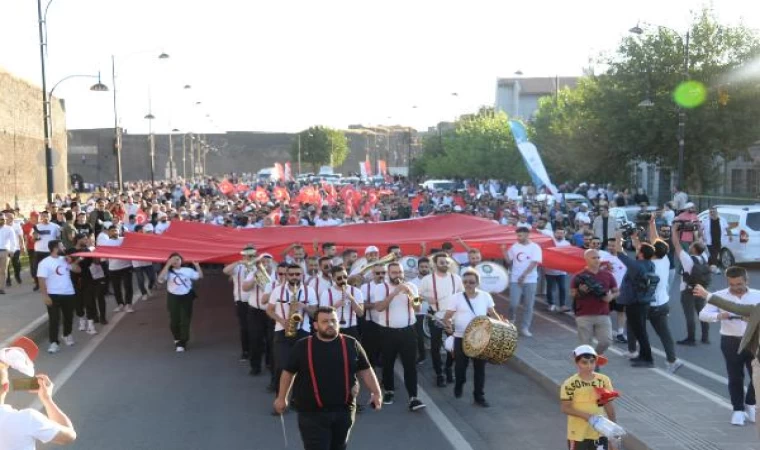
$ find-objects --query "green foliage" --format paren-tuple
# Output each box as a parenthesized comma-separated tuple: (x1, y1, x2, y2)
(531, 9, 760, 191)
(291, 127, 350, 173)
(417, 109, 530, 182)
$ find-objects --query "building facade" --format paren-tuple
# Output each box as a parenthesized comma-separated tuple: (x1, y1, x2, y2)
(495, 76, 579, 120)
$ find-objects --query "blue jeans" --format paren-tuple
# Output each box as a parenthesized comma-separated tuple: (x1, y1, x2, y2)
(545, 274, 567, 307)
(508, 282, 537, 330)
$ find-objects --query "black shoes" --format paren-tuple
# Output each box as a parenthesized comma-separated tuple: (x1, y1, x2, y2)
(454, 385, 463, 398)
(445, 370, 454, 384)
(677, 338, 697, 346)
(383, 391, 395, 405)
(436, 375, 446, 388)
(631, 360, 654, 368)
(474, 398, 490, 408)
(701, 337, 711, 345)
(240, 352, 249, 361)
(615, 334, 628, 343)
(408, 397, 426, 411)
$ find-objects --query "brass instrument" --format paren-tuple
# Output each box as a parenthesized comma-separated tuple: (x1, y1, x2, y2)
(285, 284, 303, 338)
(347, 253, 397, 287)
(254, 261, 272, 287)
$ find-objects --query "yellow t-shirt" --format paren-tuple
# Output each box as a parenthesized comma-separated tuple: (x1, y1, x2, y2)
(560, 372, 613, 441)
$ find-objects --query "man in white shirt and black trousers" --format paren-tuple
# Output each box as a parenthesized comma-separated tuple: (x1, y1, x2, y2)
(37, 240, 82, 354)
(419, 253, 463, 387)
(409, 257, 432, 364)
(442, 268, 503, 407)
(369, 262, 426, 411)
(223, 245, 258, 363)
(360, 265, 392, 368)
(274, 306, 382, 450)
(99, 226, 135, 313)
(318, 266, 364, 339)
(32, 211, 61, 292)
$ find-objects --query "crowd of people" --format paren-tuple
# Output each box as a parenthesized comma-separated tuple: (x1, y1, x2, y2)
(1, 174, 758, 449)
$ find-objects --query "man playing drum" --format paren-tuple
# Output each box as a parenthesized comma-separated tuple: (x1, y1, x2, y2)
(442, 269, 503, 407)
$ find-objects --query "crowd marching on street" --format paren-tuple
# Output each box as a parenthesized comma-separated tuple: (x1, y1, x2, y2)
(2, 173, 759, 450)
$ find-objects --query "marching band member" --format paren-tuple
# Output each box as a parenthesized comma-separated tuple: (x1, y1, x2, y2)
(320, 242, 343, 267)
(305, 256, 320, 279)
(282, 243, 308, 273)
(442, 269, 502, 407)
(360, 265, 390, 367)
(387, 245, 402, 259)
(342, 248, 359, 273)
(222, 245, 257, 362)
(308, 257, 334, 301)
(349, 246, 380, 281)
(260, 262, 290, 390)
(266, 264, 318, 396)
(318, 266, 365, 339)
(419, 253, 463, 387)
(409, 257, 432, 364)
(239, 249, 274, 377)
(371, 262, 426, 411)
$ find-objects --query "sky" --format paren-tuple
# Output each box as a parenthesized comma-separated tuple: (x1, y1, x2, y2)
(1, 0, 757, 135)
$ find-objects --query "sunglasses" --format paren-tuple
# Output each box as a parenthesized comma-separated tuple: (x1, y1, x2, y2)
(463, 280, 478, 285)
(335, 275, 347, 281)
(374, 271, 386, 275)
(321, 265, 331, 270)
(277, 272, 286, 276)
(287, 273, 302, 277)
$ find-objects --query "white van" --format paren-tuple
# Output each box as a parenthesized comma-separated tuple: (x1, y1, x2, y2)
(697, 205, 760, 266)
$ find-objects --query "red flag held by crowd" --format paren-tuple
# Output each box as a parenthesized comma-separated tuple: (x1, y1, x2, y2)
(284, 162, 294, 182)
(273, 163, 285, 182)
(253, 187, 270, 204)
(218, 179, 235, 196)
(377, 160, 387, 177)
(273, 186, 290, 203)
(135, 209, 149, 225)
(236, 183, 249, 194)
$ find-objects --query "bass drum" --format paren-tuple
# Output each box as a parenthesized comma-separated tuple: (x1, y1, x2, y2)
(463, 316, 518, 364)
(460, 262, 509, 293)
(399, 256, 418, 279)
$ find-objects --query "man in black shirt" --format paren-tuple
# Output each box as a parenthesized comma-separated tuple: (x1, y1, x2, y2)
(275, 306, 382, 450)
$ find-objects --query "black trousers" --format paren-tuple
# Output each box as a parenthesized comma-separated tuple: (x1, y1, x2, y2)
(6, 250, 21, 284)
(110, 267, 134, 305)
(47, 294, 75, 344)
(680, 290, 709, 341)
(274, 330, 308, 394)
(720, 335, 756, 411)
(708, 244, 721, 267)
(361, 320, 383, 367)
(93, 279, 107, 322)
(414, 315, 426, 359)
(454, 337, 486, 399)
(247, 307, 269, 371)
(380, 326, 418, 398)
(32, 251, 49, 286)
(648, 304, 677, 363)
(74, 280, 98, 321)
(298, 410, 355, 450)
(429, 321, 453, 376)
(626, 303, 652, 362)
(235, 301, 250, 355)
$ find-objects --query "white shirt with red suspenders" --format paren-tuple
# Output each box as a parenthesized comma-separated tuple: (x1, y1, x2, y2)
(232, 264, 252, 303)
(244, 271, 268, 310)
(419, 272, 464, 319)
(378, 283, 419, 329)
(320, 285, 365, 328)
(363, 281, 390, 325)
(270, 284, 318, 333)
(308, 274, 333, 303)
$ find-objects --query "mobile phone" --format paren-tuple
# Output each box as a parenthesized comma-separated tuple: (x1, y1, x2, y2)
(10, 377, 40, 391)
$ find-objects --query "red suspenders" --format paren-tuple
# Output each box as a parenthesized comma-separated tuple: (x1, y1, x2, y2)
(307, 335, 349, 408)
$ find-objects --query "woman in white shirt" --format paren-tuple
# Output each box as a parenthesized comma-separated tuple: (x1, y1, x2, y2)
(442, 269, 503, 407)
(158, 253, 203, 353)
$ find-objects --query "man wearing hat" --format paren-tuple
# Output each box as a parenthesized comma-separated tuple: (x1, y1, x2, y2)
(0, 337, 77, 446)
(673, 202, 701, 250)
(223, 245, 258, 363)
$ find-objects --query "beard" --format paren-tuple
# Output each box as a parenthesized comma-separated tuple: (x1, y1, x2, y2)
(288, 279, 301, 287)
(317, 327, 338, 340)
(418, 270, 430, 277)
(389, 276, 402, 285)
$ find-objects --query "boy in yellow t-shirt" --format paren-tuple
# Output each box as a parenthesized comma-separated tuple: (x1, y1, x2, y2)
(560, 345, 617, 450)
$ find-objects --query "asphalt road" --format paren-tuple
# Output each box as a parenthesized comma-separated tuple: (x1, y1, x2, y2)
(6, 274, 567, 450)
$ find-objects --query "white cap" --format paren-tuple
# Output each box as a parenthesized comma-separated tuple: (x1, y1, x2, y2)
(573, 345, 597, 358)
(365, 245, 379, 255)
(684, 202, 695, 209)
(454, 205, 463, 212)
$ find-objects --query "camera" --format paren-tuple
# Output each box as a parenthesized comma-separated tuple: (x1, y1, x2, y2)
(673, 219, 697, 232)
(620, 223, 637, 239)
(636, 212, 652, 226)
(576, 273, 607, 297)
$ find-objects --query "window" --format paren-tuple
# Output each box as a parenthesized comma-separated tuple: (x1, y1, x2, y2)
(747, 169, 758, 194)
(746, 212, 760, 232)
(731, 169, 744, 194)
(720, 213, 740, 229)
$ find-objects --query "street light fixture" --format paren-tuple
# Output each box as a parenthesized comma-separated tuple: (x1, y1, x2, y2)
(144, 111, 156, 185)
(638, 99, 654, 108)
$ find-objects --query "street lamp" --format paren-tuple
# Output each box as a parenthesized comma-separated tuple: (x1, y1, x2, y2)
(144, 111, 156, 185)
(630, 22, 690, 188)
(112, 51, 170, 191)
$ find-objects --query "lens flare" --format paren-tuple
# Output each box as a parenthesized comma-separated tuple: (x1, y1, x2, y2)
(673, 81, 707, 108)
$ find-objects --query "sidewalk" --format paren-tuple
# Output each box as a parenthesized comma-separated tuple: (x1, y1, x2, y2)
(0, 271, 48, 348)
(494, 293, 760, 450)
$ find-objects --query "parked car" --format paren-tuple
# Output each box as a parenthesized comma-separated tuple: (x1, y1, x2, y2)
(697, 205, 760, 266)
(535, 193, 590, 208)
(421, 179, 457, 192)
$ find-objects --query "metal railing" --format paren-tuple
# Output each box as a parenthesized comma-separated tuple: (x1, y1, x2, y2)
(689, 193, 760, 211)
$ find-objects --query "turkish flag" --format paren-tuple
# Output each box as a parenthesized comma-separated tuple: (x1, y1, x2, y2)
(135, 209, 149, 225)
(255, 187, 270, 204)
(219, 179, 234, 196)
(236, 183, 249, 194)
(266, 208, 281, 226)
(411, 195, 423, 212)
(273, 186, 290, 203)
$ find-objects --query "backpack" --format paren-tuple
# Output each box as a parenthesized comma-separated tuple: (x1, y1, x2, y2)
(683, 255, 711, 288)
(634, 261, 660, 304)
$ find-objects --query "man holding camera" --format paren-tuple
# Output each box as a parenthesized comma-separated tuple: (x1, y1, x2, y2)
(673, 202, 701, 251)
(571, 249, 618, 356)
(672, 222, 711, 346)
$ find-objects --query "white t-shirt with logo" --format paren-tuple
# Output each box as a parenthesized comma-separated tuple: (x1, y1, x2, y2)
(0, 404, 62, 450)
(33, 223, 61, 253)
(37, 256, 75, 295)
(362, 281, 391, 324)
(165, 267, 200, 296)
(447, 290, 495, 338)
(507, 242, 543, 283)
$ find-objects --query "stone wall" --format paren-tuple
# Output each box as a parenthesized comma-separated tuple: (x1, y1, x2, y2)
(68, 127, 422, 183)
(0, 67, 68, 212)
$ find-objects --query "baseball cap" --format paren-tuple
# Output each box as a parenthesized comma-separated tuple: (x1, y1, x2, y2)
(684, 202, 695, 209)
(0, 336, 39, 377)
(365, 245, 379, 255)
(573, 345, 597, 358)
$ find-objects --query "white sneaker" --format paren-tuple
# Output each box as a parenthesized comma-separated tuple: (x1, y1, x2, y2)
(78, 317, 87, 331)
(520, 328, 533, 337)
(86, 320, 98, 335)
(47, 342, 60, 354)
(113, 305, 124, 313)
(746, 405, 756, 423)
(549, 305, 558, 312)
(63, 335, 75, 346)
(731, 410, 746, 426)
(125, 305, 134, 313)
(139, 294, 147, 301)
(176, 346, 186, 353)
(666, 360, 684, 374)
(626, 351, 639, 359)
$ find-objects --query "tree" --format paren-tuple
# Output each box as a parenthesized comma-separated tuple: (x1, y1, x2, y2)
(291, 126, 350, 173)
(531, 9, 760, 191)
(417, 108, 530, 182)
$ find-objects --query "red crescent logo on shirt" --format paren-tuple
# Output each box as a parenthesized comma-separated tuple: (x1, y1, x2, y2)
(55, 266, 65, 276)
(516, 252, 528, 263)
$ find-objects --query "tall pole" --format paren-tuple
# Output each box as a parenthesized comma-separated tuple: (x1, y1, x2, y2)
(181, 135, 187, 179)
(37, 0, 53, 203)
(112, 55, 123, 191)
(677, 31, 690, 189)
(168, 132, 174, 179)
(189, 134, 195, 180)
(148, 121, 155, 185)
(297, 133, 302, 175)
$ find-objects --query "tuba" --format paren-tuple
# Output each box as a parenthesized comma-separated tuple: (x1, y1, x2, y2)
(285, 284, 303, 338)
(347, 253, 397, 287)
(254, 261, 272, 287)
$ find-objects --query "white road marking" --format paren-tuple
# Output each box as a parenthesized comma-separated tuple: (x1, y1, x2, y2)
(393, 364, 474, 450)
(0, 314, 48, 348)
(26, 298, 142, 410)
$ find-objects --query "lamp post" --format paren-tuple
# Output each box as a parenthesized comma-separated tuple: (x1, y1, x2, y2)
(630, 23, 690, 188)
(144, 110, 156, 185)
(112, 51, 169, 191)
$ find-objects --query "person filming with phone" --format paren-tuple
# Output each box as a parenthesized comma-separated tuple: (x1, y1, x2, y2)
(0, 338, 77, 448)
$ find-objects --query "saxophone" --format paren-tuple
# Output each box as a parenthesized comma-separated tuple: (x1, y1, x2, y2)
(285, 284, 303, 338)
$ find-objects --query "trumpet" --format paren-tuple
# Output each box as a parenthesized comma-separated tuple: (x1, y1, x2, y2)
(243, 258, 272, 287)
(347, 253, 397, 287)
(285, 284, 303, 338)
